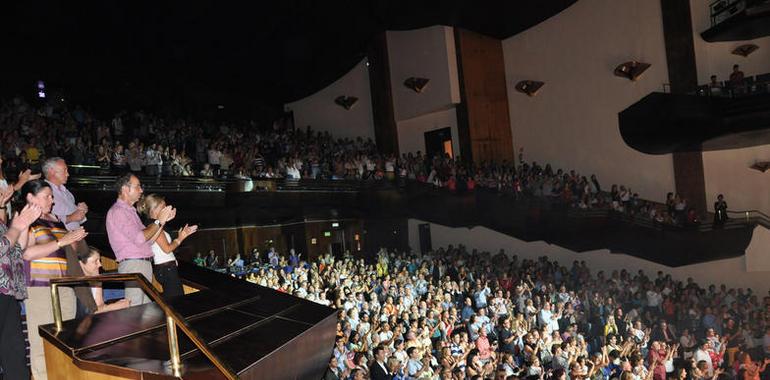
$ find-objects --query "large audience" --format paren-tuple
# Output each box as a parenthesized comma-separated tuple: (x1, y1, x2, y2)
(0, 95, 763, 380)
(230, 246, 770, 380)
(1, 97, 705, 227)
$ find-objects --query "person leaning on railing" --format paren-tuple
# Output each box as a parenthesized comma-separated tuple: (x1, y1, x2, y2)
(714, 194, 728, 226)
(0, 185, 41, 380)
(74, 247, 131, 314)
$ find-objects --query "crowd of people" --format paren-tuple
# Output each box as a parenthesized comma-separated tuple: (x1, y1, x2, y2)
(0, 156, 198, 380)
(0, 96, 383, 180)
(236, 246, 770, 380)
(2, 95, 725, 228)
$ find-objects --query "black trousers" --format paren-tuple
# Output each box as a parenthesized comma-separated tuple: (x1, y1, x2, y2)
(154, 263, 183, 300)
(0, 294, 29, 380)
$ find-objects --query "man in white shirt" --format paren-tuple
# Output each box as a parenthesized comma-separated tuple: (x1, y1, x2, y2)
(538, 302, 561, 334)
(694, 340, 714, 377)
(646, 287, 663, 315)
(207, 144, 222, 171)
(43, 158, 88, 231)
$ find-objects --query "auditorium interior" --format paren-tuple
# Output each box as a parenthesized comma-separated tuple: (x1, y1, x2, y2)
(2, 0, 770, 379)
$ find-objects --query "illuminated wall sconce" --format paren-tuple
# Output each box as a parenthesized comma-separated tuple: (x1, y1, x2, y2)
(311, 238, 317, 245)
(749, 161, 770, 172)
(732, 44, 759, 57)
(514, 80, 545, 96)
(354, 233, 360, 241)
(403, 77, 430, 93)
(334, 95, 358, 110)
(614, 61, 651, 81)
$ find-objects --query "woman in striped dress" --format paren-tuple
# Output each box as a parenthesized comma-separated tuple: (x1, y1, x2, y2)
(18, 179, 87, 380)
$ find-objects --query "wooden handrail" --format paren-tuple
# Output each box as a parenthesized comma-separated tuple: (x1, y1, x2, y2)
(50, 273, 238, 380)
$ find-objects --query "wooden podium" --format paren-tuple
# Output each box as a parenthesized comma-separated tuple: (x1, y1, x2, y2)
(39, 264, 337, 379)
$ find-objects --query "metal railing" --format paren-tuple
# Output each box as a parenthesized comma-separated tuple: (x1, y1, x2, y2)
(726, 209, 770, 228)
(710, 0, 747, 25)
(50, 273, 238, 380)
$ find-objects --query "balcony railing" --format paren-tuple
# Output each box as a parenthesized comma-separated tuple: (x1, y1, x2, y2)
(50, 273, 238, 379)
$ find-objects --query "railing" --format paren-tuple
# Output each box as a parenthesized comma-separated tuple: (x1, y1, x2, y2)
(727, 209, 770, 228)
(567, 203, 770, 232)
(66, 175, 400, 193)
(50, 273, 238, 380)
(710, 0, 747, 25)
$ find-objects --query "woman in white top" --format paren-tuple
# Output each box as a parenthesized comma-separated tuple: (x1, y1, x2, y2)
(138, 194, 197, 300)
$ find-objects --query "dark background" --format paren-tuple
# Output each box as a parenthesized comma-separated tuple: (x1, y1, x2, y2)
(1, 0, 576, 118)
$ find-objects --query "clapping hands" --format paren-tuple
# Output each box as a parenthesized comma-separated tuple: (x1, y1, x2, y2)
(59, 227, 88, 246)
(10, 204, 43, 231)
(157, 205, 176, 224)
(177, 224, 198, 240)
(0, 186, 13, 206)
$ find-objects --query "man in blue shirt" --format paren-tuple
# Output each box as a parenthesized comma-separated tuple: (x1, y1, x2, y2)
(473, 281, 491, 309)
(461, 297, 475, 322)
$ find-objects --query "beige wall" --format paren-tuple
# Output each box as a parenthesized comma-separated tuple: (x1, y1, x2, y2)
(387, 26, 461, 122)
(386, 26, 463, 156)
(396, 107, 460, 157)
(284, 59, 375, 140)
(690, 0, 770, 85)
(408, 219, 770, 293)
(703, 145, 770, 215)
(502, 0, 675, 202)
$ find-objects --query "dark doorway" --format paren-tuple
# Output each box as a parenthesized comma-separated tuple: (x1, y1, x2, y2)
(331, 242, 344, 259)
(418, 223, 432, 254)
(424, 127, 453, 159)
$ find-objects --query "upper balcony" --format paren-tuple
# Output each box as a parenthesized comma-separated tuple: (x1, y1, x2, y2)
(618, 82, 770, 154)
(701, 0, 770, 41)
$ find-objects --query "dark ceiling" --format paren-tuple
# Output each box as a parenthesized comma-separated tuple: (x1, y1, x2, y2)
(3, 0, 576, 117)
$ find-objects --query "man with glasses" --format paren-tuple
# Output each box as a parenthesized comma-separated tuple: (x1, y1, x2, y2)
(106, 173, 175, 306)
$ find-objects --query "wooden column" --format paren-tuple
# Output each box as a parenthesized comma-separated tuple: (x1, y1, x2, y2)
(454, 28, 515, 163)
(661, 0, 708, 214)
(367, 33, 399, 155)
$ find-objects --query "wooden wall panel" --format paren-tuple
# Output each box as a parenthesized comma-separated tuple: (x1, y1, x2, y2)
(661, 0, 707, 214)
(367, 33, 400, 154)
(175, 221, 364, 265)
(456, 29, 515, 163)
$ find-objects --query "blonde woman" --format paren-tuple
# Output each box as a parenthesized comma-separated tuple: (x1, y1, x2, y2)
(137, 194, 197, 299)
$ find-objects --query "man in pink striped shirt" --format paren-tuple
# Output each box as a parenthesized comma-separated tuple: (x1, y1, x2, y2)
(106, 173, 175, 306)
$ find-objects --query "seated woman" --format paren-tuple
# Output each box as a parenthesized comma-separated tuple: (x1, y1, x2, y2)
(77, 247, 130, 314)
